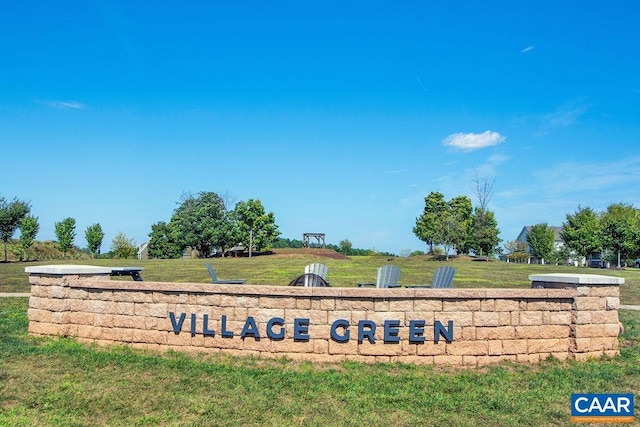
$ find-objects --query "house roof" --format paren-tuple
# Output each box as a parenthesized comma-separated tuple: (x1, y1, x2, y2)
(517, 226, 563, 243)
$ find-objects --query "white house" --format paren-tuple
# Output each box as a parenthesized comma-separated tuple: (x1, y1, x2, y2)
(137, 241, 149, 260)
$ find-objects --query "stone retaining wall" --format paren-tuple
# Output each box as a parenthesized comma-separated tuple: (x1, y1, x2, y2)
(25, 266, 623, 366)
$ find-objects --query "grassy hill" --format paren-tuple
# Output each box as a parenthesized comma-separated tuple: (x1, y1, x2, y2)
(3, 249, 640, 305)
(2, 240, 90, 262)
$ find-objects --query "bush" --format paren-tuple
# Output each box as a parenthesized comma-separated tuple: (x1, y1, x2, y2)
(111, 232, 137, 259)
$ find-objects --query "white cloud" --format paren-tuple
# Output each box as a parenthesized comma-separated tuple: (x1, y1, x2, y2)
(38, 100, 87, 110)
(520, 46, 535, 53)
(442, 131, 506, 152)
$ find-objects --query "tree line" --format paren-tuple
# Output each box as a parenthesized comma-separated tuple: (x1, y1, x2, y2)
(412, 176, 502, 259)
(2, 185, 500, 261)
(271, 237, 395, 257)
(509, 204, 640, 267)
(9, 186, 635, 264)
(412, 186, 501, 259)
(147, 192, 279, 259)
(0, 196, 142, 261)
(0, 191, 280, 261)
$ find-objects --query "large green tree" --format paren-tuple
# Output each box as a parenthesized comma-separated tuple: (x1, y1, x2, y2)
(54, 217, 76, 258)
(19, 214, 39, 261)
(234, 199, 280, 257)
(169, 192, 229, 257)
(85, 223, 105, 257)
(560, 206, 601, 265)
(526, 223, 555, 264)
(216, 210, 241, 257)
(437, 209, 460, 260)
(600, 203, 640, 267)
(414, 193, 477, 258)
(0, 196, 31, 262)
(413, 192, 448, 254)
(447, 195, 473, 255)
(471, 208, 501, 257)
(148, 221, 182, 259)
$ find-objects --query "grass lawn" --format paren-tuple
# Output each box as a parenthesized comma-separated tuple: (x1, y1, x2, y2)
(2, 253, 640, 304)
(0, 297, 639, 426)
(1, 254, 639, 425)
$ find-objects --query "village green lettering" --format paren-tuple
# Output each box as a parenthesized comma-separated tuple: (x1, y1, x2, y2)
(169, 313, 454, 343)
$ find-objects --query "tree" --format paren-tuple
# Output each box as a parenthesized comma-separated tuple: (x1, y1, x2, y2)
(0, 196, 31, 262)
(19, 215, 39, 261)
(413, 192, 447, 254)
(85, 223, 105, 257)
(148, 221, 182, 259)
(54, 217, 76, 258)
(472, 173, 495, 211)
(111, 232, 137, 259)
(471, 208, 501, 257)
(216, 210, 241, 257)
(339, 239, 352, 256)
(234, 199, 280, 257)
(437, 209, 459, 260)
(504, 240, 529, 262)
(552, 244, 574, 266)
(560, 206, 601, 265)
(169, 191, 230, 257)
(272, 237, 304, 248)
(447, 195, 473, 255)
(526, 223, 555, 264)
(414, 193, 474, 258)
(470, 174, 500, 258)
(600, 203, 640, 267)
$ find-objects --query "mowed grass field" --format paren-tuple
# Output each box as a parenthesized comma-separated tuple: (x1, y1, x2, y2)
(3, 250, 640, 304)
(1, 252, 639, 425)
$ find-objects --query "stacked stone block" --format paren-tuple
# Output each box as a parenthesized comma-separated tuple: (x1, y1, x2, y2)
(26, 267, 622, 366)
(530, 273, 622, 361)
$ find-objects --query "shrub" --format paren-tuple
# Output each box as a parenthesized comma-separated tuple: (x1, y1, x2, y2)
(111, 232, 137, 259)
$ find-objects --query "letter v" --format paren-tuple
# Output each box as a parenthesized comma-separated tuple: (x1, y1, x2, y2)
(169, 312, 186, 334)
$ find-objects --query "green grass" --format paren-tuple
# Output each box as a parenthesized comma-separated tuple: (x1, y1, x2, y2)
(0, 297, 639, 426)
(1, 254, 640, 425)
(2, 253, 640, 305)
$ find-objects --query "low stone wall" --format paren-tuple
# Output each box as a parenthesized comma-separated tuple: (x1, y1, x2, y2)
(25, 266, 623, 366)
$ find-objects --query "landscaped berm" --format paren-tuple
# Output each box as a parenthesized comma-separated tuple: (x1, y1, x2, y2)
(25, 264, 622, 366)
(269, 247, 350, 259)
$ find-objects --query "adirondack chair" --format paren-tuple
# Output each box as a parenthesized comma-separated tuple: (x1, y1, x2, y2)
(406, 266, 455, 288)
(288, 273, 330, 287)
(431, 266, 455, 288)
(205, 263, 246, 284)
(304, 263, 329, 287)
(357, 264, 401, 288)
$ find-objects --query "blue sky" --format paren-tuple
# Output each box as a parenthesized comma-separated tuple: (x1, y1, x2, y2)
(2, 1, 639, 255)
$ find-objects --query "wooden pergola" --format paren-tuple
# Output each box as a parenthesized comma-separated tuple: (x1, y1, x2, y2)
(302, 233, 325, 248)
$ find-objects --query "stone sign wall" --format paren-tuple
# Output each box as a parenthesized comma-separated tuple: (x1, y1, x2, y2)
(25, 266, 623, 366)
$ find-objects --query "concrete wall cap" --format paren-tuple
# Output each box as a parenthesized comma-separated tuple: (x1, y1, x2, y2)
(25, 265, 112, 275)
(529, 273, 624, 285)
